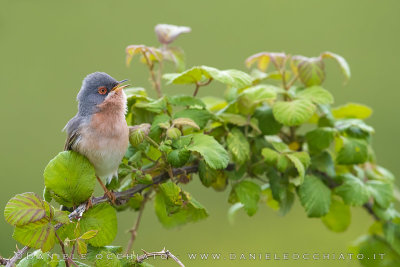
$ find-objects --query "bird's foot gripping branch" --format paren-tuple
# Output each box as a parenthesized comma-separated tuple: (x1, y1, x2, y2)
(2, 24, 400, 267)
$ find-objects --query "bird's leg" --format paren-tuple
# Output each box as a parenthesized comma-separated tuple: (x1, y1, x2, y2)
(96, 176, 116, 205)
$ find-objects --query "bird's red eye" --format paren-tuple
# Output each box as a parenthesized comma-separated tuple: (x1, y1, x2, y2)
(98, 86, 107, 95)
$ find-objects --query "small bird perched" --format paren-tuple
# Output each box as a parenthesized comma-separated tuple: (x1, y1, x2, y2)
(64, 72, 130, 203)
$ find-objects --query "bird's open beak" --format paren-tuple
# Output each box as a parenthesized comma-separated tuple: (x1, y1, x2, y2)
(112, 79, 130, 92)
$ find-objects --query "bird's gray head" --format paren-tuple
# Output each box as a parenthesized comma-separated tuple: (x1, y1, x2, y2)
(76, 72, 128, 116)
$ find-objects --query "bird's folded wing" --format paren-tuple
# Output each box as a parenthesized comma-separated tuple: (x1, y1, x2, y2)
(63, 115, 83, 151)
(64, 130, 81, 151)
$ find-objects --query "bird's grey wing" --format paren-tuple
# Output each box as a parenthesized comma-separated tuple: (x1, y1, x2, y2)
(63, 115, 83, 151)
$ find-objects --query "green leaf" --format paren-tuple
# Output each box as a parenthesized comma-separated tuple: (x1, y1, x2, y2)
(353, 235, 400, 267)
(167, 148, 190, 167)
(305, 127, 336, 153)
(321, 197, 351, 232)
(125, 45, 162, 66)
(124, 87, 147, 99)
(201, 66, 253, 88)
(94, 251, 122, 267)
(80, 203, 117, 247)
(13, 218, 56, 252)
(129, 123, 151, 147)
(298, 175, 331, 217)
(253, 106, 282, 135)
(296, 86, 334, 105)
(384, 222, 400, 256)
(210, 171, 228, 191)
(367, 180, 393, 209)
(187, 133, 229, 169)
(366, 165, 395, 183)
(4, 192, 46, 227)
(201, 96, 227, 112)
(267, 169, 294, 215)
(292, 56, 325, 86)
(53, 210, 70, 224)
(149, 113, 170, 141)
(237, 85, 277, 115)
(76, 239, 88, 255)
(44, 151, 96, 207)
(226, 128, 250, 165)
(173, 108, 213, 129)
(372, 204, 400, 221)
(273, 99, 316, 126)
(310, 151, 336, 177)
(335, 119, 374, 138)
(219, 113, 247, 126)
(286, 152, 310, 184)
(135, 97, 167, 113)
(86, 245, 123, 262)
(245, 52, 286, 71)
(240, 85, 277, 103)
(16, 250, 66, 267)
(332, 103, 373, 119)
(163, 65, 252, 88)
(233, 181, 261, 216)
(159, 181, 183, 206)
(154, 189, 208, 228)
(335, 174, 370, 206)
(80, 230, 99, 240)
(336, 137, 369, 165)
(198, 160, 228, 191)
(168, 95, 206, 108)
(198, 160, 216, 187)
(321, 51, 351, 82)
(262, 148, 280, 166)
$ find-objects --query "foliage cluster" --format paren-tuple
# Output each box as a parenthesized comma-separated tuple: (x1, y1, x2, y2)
(2, 24, 399, 267)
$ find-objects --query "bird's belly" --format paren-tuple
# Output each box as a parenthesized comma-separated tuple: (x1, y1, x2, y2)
(77, 122, 129, 181)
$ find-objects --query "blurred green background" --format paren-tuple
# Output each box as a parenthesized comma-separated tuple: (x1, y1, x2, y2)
(1, 0, 399, 266)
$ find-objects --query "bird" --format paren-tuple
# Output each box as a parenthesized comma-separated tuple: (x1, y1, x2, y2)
(63, 72, 130, 204)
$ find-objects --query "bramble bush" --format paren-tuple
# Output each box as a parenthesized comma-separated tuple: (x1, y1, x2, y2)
(1, 24, 399, 267)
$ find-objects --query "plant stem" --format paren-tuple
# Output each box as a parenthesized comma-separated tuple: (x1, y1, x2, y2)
(70, 243, 76, 259)
(193, 83, 200, 97)
(55, 232, 70, 267)
(193, 78, 212, 97)
(137, 248, 185, 267)
(125, 192, 151, 254)
(144, 136, 160, 149)
(142, 52, 162, 98)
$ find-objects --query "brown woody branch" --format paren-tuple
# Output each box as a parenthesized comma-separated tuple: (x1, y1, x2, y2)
(2, 163, 379, 266)
(137, 248, 185, 267)
(2, 164, 234, 266)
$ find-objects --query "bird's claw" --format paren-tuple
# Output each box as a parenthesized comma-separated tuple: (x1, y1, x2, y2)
(85, 197, 93, 211)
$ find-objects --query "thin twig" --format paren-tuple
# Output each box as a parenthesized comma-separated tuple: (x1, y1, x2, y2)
(193, 83, 200, 97)
(55, 232, 69, 267)
(193, 78, 212, 97)
(142, 52, 162, 98)
(70, 243, 76, 259)
(137, 248, 185, 267)
(125, 191, 151, 254)
(4, 246, 29, 267)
